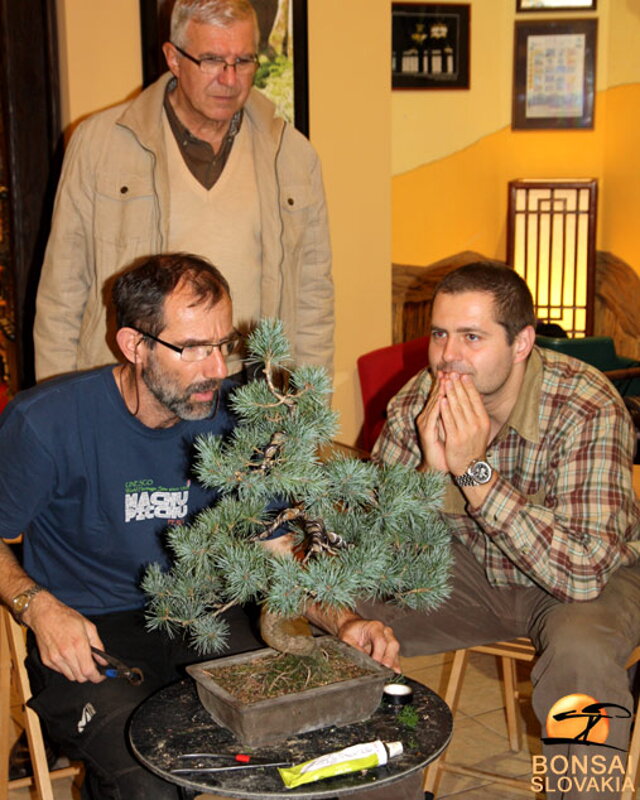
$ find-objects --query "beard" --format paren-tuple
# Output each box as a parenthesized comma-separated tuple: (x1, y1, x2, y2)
(141, 357, 220, 421)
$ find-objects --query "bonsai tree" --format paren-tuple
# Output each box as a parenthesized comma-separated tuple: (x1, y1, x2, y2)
(143, 320, 451, 657)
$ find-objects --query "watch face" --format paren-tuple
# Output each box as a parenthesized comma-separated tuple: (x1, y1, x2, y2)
(13, 594, 29, 613)
(471, 460, 492, 484)
(12, 585, 42, 617)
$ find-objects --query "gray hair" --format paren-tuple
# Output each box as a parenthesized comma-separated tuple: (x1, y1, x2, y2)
(171, 0, 258, 48)
(112, 253, 231, 338)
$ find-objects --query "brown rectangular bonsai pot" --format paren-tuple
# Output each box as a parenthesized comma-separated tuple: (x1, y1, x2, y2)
(186, 635, 394, 747)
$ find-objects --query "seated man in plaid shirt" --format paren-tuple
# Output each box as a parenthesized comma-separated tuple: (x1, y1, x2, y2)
(358, 262, 640, 799)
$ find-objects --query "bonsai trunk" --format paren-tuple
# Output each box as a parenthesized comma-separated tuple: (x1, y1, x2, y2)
(259, 608, 318, 656)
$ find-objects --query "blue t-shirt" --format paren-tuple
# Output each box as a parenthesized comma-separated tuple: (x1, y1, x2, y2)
(0, 366, 237, 614)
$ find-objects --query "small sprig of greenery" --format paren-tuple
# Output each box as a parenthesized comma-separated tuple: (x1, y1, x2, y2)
(396, 704, 420, 730)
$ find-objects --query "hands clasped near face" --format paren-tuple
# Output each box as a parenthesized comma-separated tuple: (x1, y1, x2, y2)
(416, 370, 491, 478)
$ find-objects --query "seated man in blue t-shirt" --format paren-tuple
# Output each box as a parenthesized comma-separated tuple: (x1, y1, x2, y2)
(0, 253, 400, 800)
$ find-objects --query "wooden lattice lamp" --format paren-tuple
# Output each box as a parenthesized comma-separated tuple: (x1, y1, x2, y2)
(507, 179, 598, 337)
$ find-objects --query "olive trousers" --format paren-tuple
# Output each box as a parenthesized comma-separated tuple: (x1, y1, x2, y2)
(357, 541, 640, 800)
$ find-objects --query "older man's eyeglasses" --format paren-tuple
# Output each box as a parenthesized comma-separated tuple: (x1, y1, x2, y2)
(134, 328, 241, 362)
(171, 43, 259, 76)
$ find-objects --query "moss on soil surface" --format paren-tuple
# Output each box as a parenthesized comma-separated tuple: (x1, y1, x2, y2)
(205, 640, 373, 703)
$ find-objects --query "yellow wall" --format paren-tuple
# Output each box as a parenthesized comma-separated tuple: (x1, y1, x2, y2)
(308, 0, 392, 443)
(56, 0, 142, 130)
(54, 0, 391, 445)
(393, 100, 609, 267)
(601, 87, 640, 270)
(392, 0, 640, 277)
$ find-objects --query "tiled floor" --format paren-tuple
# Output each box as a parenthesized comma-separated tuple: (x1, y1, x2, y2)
(402, 650, 542, 798)
(7, 649, 555, 800)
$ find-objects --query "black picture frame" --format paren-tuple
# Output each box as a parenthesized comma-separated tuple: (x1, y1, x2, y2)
(139, 0, 309, 135)
(512, 18, 597, 130)
(392, 3, 470, 90)
(516, 0, 597, 11)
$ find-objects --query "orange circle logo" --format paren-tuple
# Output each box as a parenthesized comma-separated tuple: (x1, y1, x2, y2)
(546, 694, 610, 743)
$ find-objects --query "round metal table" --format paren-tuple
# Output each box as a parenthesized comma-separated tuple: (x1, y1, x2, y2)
(129, 677, 452, 799)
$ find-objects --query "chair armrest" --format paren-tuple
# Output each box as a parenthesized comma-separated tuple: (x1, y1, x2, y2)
(603, 367, 640, 382)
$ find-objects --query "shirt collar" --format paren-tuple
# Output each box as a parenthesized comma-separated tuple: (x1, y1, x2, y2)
(502, 346, 543, 444)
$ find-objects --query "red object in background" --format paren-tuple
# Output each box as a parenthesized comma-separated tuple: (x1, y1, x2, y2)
(0, 383, 9, 414)
(357, 336, 430, 453)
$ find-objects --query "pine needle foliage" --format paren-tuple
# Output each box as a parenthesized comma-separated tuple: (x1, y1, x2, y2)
(144, 319, 451, 654)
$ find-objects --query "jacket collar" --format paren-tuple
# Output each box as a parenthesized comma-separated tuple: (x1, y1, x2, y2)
(116, 73, 172, 151)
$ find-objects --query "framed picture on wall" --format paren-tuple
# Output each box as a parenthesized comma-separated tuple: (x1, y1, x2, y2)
(139, 0, 309, 135)
(516, 0, 597, 11)
(391, 3, 470, 90)
(512, 18, 597, 129)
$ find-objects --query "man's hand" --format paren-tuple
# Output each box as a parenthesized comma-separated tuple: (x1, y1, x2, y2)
(438, 373, 491, 476)
(337, 617, 401, 672)
(23, 592, 106, 683)
(416, 374, 448, 473)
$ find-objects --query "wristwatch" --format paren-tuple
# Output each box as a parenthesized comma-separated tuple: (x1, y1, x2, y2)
(11, 584, 45, 623)
(453, 459, 493, 487)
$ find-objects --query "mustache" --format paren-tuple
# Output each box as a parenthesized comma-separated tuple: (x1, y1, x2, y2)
(435, 363, 474, 375)
(187, 379, 222, 395)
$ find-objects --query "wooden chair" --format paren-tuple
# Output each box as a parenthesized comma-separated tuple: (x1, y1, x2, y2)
(423, 638, 640, 798)
(0, 606, 81, 800)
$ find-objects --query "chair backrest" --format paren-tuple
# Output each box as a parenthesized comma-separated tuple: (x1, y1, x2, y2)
(0, 383, 9, 414)
(536, 335, 626, 371)
(357, 336, 429, 452)
(536, 336, 640, 397)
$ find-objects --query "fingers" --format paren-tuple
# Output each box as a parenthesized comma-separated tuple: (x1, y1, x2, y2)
(46, 638, 104, 684)
(440, 373, 475, 425)
(417, 377, 439, 430)
(416, 375, 450, 472)
(416, 396, 439, 442)
(366, 623, 401, 672)
(32, 603, 106, 683)
(438, 373, 491, 475)
(339, 619, 401, 673)
(440, 374, 489, 434)
(85, 624, 109, 683)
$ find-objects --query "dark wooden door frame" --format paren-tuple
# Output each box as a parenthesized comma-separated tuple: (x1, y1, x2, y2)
(0, 0, 62, 388)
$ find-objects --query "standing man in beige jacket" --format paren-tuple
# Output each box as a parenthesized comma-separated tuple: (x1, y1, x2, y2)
(34, 0, 333, 380)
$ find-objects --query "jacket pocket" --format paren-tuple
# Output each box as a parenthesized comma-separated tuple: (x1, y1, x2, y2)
(280, 183, 313, 214)
(94, 171, 156, 245)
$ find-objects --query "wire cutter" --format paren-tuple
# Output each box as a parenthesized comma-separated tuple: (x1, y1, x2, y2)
(171, 753, 290, 774)
(91, 646, 144, 686)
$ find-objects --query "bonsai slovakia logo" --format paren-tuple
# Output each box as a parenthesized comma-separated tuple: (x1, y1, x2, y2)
(530, 693, 634, 794)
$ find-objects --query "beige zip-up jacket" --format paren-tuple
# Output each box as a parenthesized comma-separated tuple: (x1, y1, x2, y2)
(34, 74, 334, 380)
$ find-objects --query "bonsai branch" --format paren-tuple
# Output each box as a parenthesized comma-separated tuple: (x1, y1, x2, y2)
(250, 504, 350, 564)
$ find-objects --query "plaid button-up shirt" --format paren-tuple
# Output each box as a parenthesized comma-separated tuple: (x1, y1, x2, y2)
(373, 346, 640, 602)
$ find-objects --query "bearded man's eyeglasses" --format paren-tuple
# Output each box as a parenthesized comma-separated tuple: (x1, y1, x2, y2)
(134, 328, 242, 362)
(171, 43, 259, 76)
